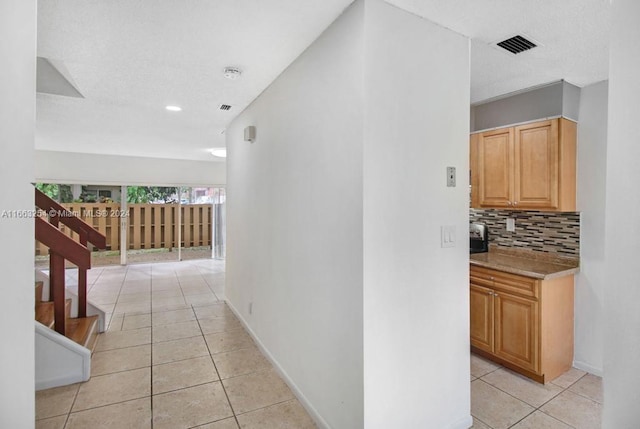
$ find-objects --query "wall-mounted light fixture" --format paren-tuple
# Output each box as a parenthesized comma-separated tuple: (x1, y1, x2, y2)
(244, 126, 256, 142)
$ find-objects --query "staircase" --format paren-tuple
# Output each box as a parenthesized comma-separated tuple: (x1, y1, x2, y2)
(35, 281, 99, 351)
(34, 189, 107, 390)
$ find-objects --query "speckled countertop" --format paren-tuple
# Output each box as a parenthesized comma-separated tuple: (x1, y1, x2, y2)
(470, 246, 579, 280)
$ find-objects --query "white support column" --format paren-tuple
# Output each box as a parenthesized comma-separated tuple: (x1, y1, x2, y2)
(214, 196, 219, 259)
(72, 184, 82, 201)
(120, 186, 127, 266)
(177, 187, 182, 261)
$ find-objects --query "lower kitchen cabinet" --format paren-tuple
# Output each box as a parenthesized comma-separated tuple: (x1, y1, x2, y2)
(470, 265, 574, 383)
(470, 284, 493, 353)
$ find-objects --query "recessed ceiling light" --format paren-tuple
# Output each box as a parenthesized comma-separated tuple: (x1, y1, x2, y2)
(211, 148, 227, 158)
(165, 105, 182, 112)
(223, 67, 242, 80)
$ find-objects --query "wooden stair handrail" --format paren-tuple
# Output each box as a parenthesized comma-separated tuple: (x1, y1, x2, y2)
(35, 189, 107, 249)
(35, 216, 92, 336)
(35, 217, 91, 269)
(34, 188, 107, 338)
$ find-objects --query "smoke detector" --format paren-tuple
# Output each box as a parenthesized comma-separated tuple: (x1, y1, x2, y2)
(223, 67, 242, 80)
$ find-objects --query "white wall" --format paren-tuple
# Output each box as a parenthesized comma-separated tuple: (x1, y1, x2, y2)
(0, 0, 36, 427)
(228, 0, 471, 427)
(574, 80, 608, 376)
(603, 0, 640, 426)
(362, 1, 471, 428)
(226, 1, 365, 428)
(35, 150, 226, 186)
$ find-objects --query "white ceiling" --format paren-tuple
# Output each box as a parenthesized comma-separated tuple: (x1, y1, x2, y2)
(386, 0, 611, 103)
(36, 0, 611, 161)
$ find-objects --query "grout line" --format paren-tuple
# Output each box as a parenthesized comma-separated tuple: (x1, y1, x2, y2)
(60, 384, 81, 429)
(152, 378, 220, 397)
(535, 409, 578, 429)
(105, 270, 129, 329)
(476, 374, 562, 415)
(233, 397, 298, 419)
(150, 264, 155, 429)
(189, 416, 238, 428)
(152, 333, 202, 345)
(62, 394, 152, 416)
(565, 389, 602, 405)
(94, 333, 152, 352)
(194, 304, 242, 429)
(173, 269, 190, 310)
(471, 358, 599, 429)
(471, 415, 493, 428)
(505, 409, 536, 428)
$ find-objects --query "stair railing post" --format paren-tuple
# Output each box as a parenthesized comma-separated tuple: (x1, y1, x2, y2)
(78, 229, 88, 318)
(50, 252, 66, 336)
(48, 214, 60, 302)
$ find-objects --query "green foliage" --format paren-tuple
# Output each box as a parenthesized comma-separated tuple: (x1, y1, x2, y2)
(80, 193, 98, 203)
(35, 183, 74, 203)
(58, 185, 74, 203)
(127, 187, 177, 204)
(126, 186, 149, 203)
(35, 183, 59, 200)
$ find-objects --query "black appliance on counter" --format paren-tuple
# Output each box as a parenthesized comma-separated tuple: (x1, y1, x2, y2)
(470, 222, 488, 254)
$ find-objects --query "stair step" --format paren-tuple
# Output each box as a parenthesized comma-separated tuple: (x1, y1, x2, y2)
(65, 315, 99, 352)
(35, 281, 43, 304)
(35, 299, 72, 329)
(35, 302, 55, 328)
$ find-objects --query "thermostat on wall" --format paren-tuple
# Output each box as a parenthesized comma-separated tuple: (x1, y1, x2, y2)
(244, 126, 256, 142)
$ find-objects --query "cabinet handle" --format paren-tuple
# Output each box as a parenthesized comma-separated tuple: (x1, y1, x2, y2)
(489, 276, 494, 280)
(507, 201, 512, 206)
(513, 201, 518, 206)
(488, 291, 493, 295)
(494, 293, 499, 297)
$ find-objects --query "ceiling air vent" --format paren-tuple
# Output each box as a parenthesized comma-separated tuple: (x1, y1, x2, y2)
(495, 34, 538, 55)
(219, 104, 232, 111)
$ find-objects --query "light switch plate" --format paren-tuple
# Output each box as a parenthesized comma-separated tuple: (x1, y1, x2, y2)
(441, 225, 456, 248)
(506, 218, 515, 232)
(447, 167, 456, 187)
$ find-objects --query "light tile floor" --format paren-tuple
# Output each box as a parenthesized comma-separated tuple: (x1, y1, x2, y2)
(471, 354, 603, 429)
(36, 260, 317, 429)
(36, 260, 605, 428)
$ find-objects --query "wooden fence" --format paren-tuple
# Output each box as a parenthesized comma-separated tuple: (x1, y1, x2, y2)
(36, 203, 212, 256)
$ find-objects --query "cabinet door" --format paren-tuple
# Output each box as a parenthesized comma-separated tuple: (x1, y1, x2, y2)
(478, 128, 514, 208)
(470, 284, 493, 353)
(494, 292, 539, 372)
(514, 120, 559, 209)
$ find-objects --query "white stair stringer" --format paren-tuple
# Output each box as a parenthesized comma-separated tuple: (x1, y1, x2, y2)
(35, 321, 91, 391)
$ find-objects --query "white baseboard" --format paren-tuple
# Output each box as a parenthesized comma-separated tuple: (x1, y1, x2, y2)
(572, 360, 604, 377)
(36, 373, 86, 391)
(225, 300, 331, 429)
(449, 414, 474, 429)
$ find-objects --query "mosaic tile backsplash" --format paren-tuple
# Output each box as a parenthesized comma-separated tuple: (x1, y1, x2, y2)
(470, 209, 580, 258)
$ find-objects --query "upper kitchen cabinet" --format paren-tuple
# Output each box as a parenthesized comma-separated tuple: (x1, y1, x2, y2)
(470, 118, 577, 212)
